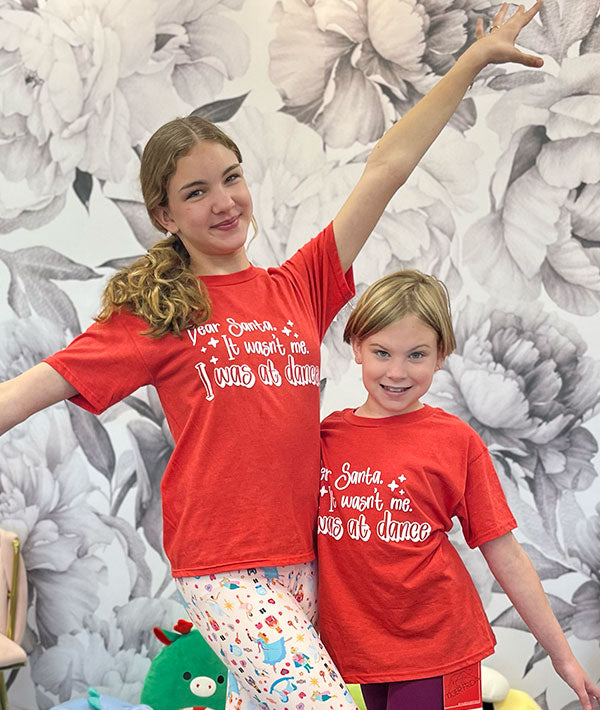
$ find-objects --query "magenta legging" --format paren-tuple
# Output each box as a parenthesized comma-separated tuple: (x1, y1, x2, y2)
(361, 677, 443, 710)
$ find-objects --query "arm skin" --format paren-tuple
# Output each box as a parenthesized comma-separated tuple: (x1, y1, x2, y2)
(332, 1, 544, 272)
(0, 362, 78, 435)
(480, 532, 600, 710)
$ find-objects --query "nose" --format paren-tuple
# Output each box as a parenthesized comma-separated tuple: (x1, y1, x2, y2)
(386, 359, 407, 380)
(211, 185, 235, 213)
(190, 675, 217, 697)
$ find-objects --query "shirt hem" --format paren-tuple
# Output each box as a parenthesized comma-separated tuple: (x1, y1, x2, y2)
(339, 644, 495, 684)
(171, 549, 316, 578)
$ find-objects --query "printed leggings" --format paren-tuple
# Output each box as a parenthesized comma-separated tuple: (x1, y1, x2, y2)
(176, 561, 358, 710)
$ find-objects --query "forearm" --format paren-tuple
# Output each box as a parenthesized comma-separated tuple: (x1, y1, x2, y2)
(367, 43, 487, 186)
(480, 533, 574, 664)
(0, 363, 78, 435)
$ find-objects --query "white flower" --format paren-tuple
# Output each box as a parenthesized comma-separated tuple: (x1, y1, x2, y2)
(154, 0, 250, 109)
(269, 0, 482, 148)
(463, 55, 600, 314)
(0, 0, 185, 228)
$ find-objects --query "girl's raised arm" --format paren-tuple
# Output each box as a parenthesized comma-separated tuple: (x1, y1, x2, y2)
(480, 532, 600, 710)
(0, 363, 78, 435)
(332, 1, 543, 272)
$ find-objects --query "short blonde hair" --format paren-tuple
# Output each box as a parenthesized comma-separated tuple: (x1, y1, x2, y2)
(344, 270, 456, 357)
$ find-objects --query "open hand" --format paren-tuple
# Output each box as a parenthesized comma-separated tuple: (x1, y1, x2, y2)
(552, 656, 600, 710)
(474, 1, 544, 68)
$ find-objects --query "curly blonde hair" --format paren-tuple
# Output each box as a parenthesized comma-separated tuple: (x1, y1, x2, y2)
(96, 116, 244, 337)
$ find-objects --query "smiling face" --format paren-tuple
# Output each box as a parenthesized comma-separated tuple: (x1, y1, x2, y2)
(352, 314, 443, 419)
(152, 140, 253, 275)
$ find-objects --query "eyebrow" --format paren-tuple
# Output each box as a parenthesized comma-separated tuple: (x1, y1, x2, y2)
(370, 342, 432, 350)
(178, 164, 241, 192)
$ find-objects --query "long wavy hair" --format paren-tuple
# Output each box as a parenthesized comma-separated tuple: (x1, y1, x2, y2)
(96, 116, 244, 337)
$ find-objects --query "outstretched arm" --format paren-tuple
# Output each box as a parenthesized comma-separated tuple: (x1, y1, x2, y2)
(332, 1, 544, 272)
(480, 532, 600, 710)
(0, 363, 78, 435)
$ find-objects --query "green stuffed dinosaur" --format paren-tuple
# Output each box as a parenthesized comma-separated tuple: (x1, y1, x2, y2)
(141, 619, 228, 710)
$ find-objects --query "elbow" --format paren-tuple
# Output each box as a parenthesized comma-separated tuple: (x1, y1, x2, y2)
(365, 152, 410, 195)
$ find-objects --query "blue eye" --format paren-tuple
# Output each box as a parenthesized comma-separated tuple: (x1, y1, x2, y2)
(185, 189, 204, 200)
(408, 351, 425, 360)
(374, 349, 390, 358)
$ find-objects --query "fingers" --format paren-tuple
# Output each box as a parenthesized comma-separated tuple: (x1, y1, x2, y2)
(475, 17, 484, 39)
(514, 50, 544, 67)
(520, 0, 543, 27)
(493, 2, 509, 25)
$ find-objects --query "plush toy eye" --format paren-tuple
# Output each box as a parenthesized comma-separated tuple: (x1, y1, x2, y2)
(217, 675, 225, 684)
(183, 671, 192, 680)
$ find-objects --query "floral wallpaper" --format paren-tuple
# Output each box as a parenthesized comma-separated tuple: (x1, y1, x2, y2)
(0, 0, 599, 708)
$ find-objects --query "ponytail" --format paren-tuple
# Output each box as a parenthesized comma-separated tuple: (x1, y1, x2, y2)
(96, 234, 211, 337)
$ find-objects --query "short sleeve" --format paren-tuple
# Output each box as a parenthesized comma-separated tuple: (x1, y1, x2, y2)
(273, 222, 355, 340)
(455, 436, 517, 549)
(44, 313, 154, 414)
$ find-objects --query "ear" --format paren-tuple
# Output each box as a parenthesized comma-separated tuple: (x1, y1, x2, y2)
(152, 205, 177, 233)
(351, 338, 362, 364)
(435, 352, 445, 371)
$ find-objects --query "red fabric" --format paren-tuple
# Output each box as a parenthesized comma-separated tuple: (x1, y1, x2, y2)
(45, 224, 354, 576)
(317, 405, 517, 683)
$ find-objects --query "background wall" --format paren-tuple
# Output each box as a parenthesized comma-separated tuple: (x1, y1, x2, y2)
(0, 0, 599, 708)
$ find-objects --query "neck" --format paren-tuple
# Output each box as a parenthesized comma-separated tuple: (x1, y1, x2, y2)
(191, 251, 251, 276)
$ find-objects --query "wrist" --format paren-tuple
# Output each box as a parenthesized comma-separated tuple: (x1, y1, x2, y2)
(456, 40, 490, 77)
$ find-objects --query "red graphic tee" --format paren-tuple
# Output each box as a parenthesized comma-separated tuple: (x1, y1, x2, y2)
(317, 405, 516, 683)
(45, 224, 354, 576)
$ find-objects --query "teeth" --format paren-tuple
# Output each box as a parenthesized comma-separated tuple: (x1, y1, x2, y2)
(382, 385, 409, 393)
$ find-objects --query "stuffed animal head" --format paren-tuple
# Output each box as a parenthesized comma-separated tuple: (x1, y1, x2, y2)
(140, 619, 228, 710)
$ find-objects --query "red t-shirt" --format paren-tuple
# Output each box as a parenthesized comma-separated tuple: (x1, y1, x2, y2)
(317, 405, 516, 683)
(45, 224, 354, 576)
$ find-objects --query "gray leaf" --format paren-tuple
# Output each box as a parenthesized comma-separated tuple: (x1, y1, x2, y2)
(492, 594, 574, 631)
(1, 246, 100, 280)
(124, 394, 162, 425)
(519, 542, 572, 580)
(524, 641, 548, 676)
(110, 198, 158, 250)
(73, 169, 93, 212)
(98, 514, 152, 598)
(581, 16, 600, 54)
(65, 402, 116, 480)
(191, 92, 250, 123)
(488, 71, 548, 91)
(99, 255, 143, 270)
(127, 419, 173, 558)
(535, 690, 549, 710)
(507, 125, 548, 188)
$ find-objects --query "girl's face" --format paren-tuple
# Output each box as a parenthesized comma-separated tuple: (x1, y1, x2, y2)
(153, 140, 253, 275)
(351, 314, 443, 419)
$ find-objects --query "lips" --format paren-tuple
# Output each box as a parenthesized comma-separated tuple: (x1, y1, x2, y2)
(211, 215, 239, 230)
(381, 385, 410, 393)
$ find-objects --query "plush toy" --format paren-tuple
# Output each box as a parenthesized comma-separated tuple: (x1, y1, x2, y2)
(140, 619, 228, 710)
(348, 684, 367, 710)
(481, 666, 542, 710)
(50, 687, 151, 709)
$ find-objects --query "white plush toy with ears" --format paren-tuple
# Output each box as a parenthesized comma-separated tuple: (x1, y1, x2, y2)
(479, 666, 542, 710)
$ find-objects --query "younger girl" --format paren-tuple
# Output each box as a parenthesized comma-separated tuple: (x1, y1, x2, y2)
(317, 270, 600, 710)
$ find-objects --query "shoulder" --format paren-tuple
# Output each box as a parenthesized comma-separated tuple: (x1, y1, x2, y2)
(320, 408, 347, 430)
(425, 406, 487, 451)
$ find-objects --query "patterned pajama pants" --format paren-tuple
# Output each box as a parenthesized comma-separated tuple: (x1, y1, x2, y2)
(176, 561, 358, 710)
